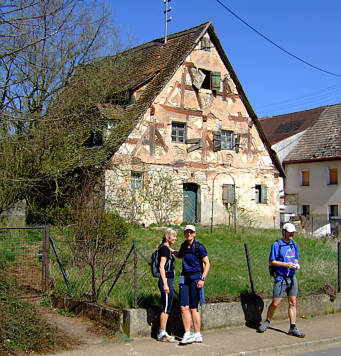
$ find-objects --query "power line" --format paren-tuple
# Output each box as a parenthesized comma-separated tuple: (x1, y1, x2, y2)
(215, 0, 341, 78)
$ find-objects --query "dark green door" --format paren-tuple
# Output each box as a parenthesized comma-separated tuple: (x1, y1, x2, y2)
(183, 183, 198, 223)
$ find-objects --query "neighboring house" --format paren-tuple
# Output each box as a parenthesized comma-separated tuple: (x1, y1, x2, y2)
(260, 103, 341, 231)
(99, 22, 284, 227)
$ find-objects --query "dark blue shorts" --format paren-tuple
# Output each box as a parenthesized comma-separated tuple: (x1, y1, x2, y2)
(179, 278, 200, 309)
(158, 277, 174, 314)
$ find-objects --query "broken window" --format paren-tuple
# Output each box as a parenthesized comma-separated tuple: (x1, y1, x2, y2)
(301, 170, 310, 186)
(193, 69, 221, 91)
(255, 184, 267, 204)
(171, 122, 186, 143)
(328, 168, 338, 185)
(130, 171, 143, 190)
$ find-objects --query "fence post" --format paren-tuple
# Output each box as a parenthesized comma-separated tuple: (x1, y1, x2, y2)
(337, 241, 341, 293)
(43, 227, 50, 293)
(133, 240, 138, 308)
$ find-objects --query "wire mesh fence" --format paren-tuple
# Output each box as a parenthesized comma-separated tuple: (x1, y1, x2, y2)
(0, 227, 48, 296)
(48, 231, 340, 309)
(0, 225, 338, 307)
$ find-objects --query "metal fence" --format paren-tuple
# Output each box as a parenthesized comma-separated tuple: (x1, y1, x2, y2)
(48, 234, 340, 309)
(0, 227, 49, 296)
(0, 226, 339, 307)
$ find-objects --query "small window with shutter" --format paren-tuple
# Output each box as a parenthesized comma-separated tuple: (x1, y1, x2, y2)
(301, 170, 310, 186)
(201, 37, 211, 52)
(255, 184, 267, 204)
(198, 68, 221, 91)
(329, 168, 338, 185)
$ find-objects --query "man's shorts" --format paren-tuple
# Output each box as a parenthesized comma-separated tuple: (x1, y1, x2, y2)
(158, 277, 174, 314)
(273, 275, 298, 298)
(179, 278, 200, 309)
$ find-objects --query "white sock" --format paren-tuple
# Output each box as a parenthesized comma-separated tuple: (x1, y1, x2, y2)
(184, 331, 191, 337)
(159, 329, 166, 335)
(194, 332, 201, 336)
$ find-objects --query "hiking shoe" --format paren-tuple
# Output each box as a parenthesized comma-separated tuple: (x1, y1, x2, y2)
(179, 333, 194, 345)
(258, 320, 270, 333)
(192, 333, 203, 343)
(288, 327, 305, 338)
(157, 332, 175, 342)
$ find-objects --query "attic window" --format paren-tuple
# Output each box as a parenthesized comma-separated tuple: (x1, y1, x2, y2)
(200, 69, 221, 90)
(109, 89, 133, 107)
(84, 130, 103, 148)
(201, 37, 211, 52)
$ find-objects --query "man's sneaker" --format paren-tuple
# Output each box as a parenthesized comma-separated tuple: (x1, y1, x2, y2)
(288, 327, 305, 338)
(157, 332, 175, 342)
(192, 333, 203, 343)
(179, 333, 194, 345)
(258, 320, 270, 333)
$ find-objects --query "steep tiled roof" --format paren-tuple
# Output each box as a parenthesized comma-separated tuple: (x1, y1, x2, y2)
(284, 103, 341, 163)
(259, 106, 324, 145)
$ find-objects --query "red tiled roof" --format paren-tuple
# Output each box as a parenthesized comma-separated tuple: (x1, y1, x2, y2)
(259, 106, 325, 145)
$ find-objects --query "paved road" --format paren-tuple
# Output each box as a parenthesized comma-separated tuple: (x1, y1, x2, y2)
(41, 313, 341, 356)
(293, 344, 341, 356)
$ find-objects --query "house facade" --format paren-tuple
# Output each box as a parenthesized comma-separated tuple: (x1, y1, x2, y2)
(104, 22, 283, 228)
(260, 104, 341, 232)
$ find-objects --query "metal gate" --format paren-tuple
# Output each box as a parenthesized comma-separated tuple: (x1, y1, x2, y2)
(0, 227, 49, 297)
(183, 183, 198, 223)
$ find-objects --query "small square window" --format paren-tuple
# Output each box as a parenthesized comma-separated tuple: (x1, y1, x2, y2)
(221, 130, 234, 150)
(301, 205, 310, 219)
(201, 37, 211, 52)
(255, 184, 267, 204)
(329, 168, 338, 185)
(130, 172, 143, 190)
(301, 170, 310, 186)
(329, 205, 338, 219)
(171, 122, 186, 143)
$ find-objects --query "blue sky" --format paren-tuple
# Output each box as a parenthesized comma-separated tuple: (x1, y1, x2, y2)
(110, 1, 341, 118)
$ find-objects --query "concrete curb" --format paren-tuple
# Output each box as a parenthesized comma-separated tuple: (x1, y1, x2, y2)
(225, 337, 341, 356)
(50, 293, 341, 339)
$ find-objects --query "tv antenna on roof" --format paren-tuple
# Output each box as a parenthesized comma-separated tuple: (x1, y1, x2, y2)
(164, 0, 172, 44)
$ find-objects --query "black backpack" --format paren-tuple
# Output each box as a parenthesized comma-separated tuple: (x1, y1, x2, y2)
(269, 240, 297, 278)
(150, 246, 172, 278)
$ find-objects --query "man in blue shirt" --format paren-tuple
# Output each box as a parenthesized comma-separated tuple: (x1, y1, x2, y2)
(175, 225, 210, 345)
(258, 223, 305, 338)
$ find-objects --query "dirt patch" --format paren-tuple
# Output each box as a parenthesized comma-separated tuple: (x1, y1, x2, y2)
(32, 299, 111, 346)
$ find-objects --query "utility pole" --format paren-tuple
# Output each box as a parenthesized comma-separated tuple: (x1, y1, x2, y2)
(164, 0, 172, 44)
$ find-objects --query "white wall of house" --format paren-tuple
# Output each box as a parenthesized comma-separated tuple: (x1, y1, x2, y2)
(284, 160, 341, 227)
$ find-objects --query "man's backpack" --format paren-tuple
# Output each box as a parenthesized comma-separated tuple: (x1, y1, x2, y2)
(269, 240, 296, 278)
(150, 246, 172, 278)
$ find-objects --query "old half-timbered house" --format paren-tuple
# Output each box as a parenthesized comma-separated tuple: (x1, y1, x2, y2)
(104, 22, 284, 228)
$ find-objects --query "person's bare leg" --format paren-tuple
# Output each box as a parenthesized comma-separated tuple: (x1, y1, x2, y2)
(180, 305, 191, 332)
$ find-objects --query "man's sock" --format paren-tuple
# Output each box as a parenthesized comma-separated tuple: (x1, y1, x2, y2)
(290, 324, 296, 330)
